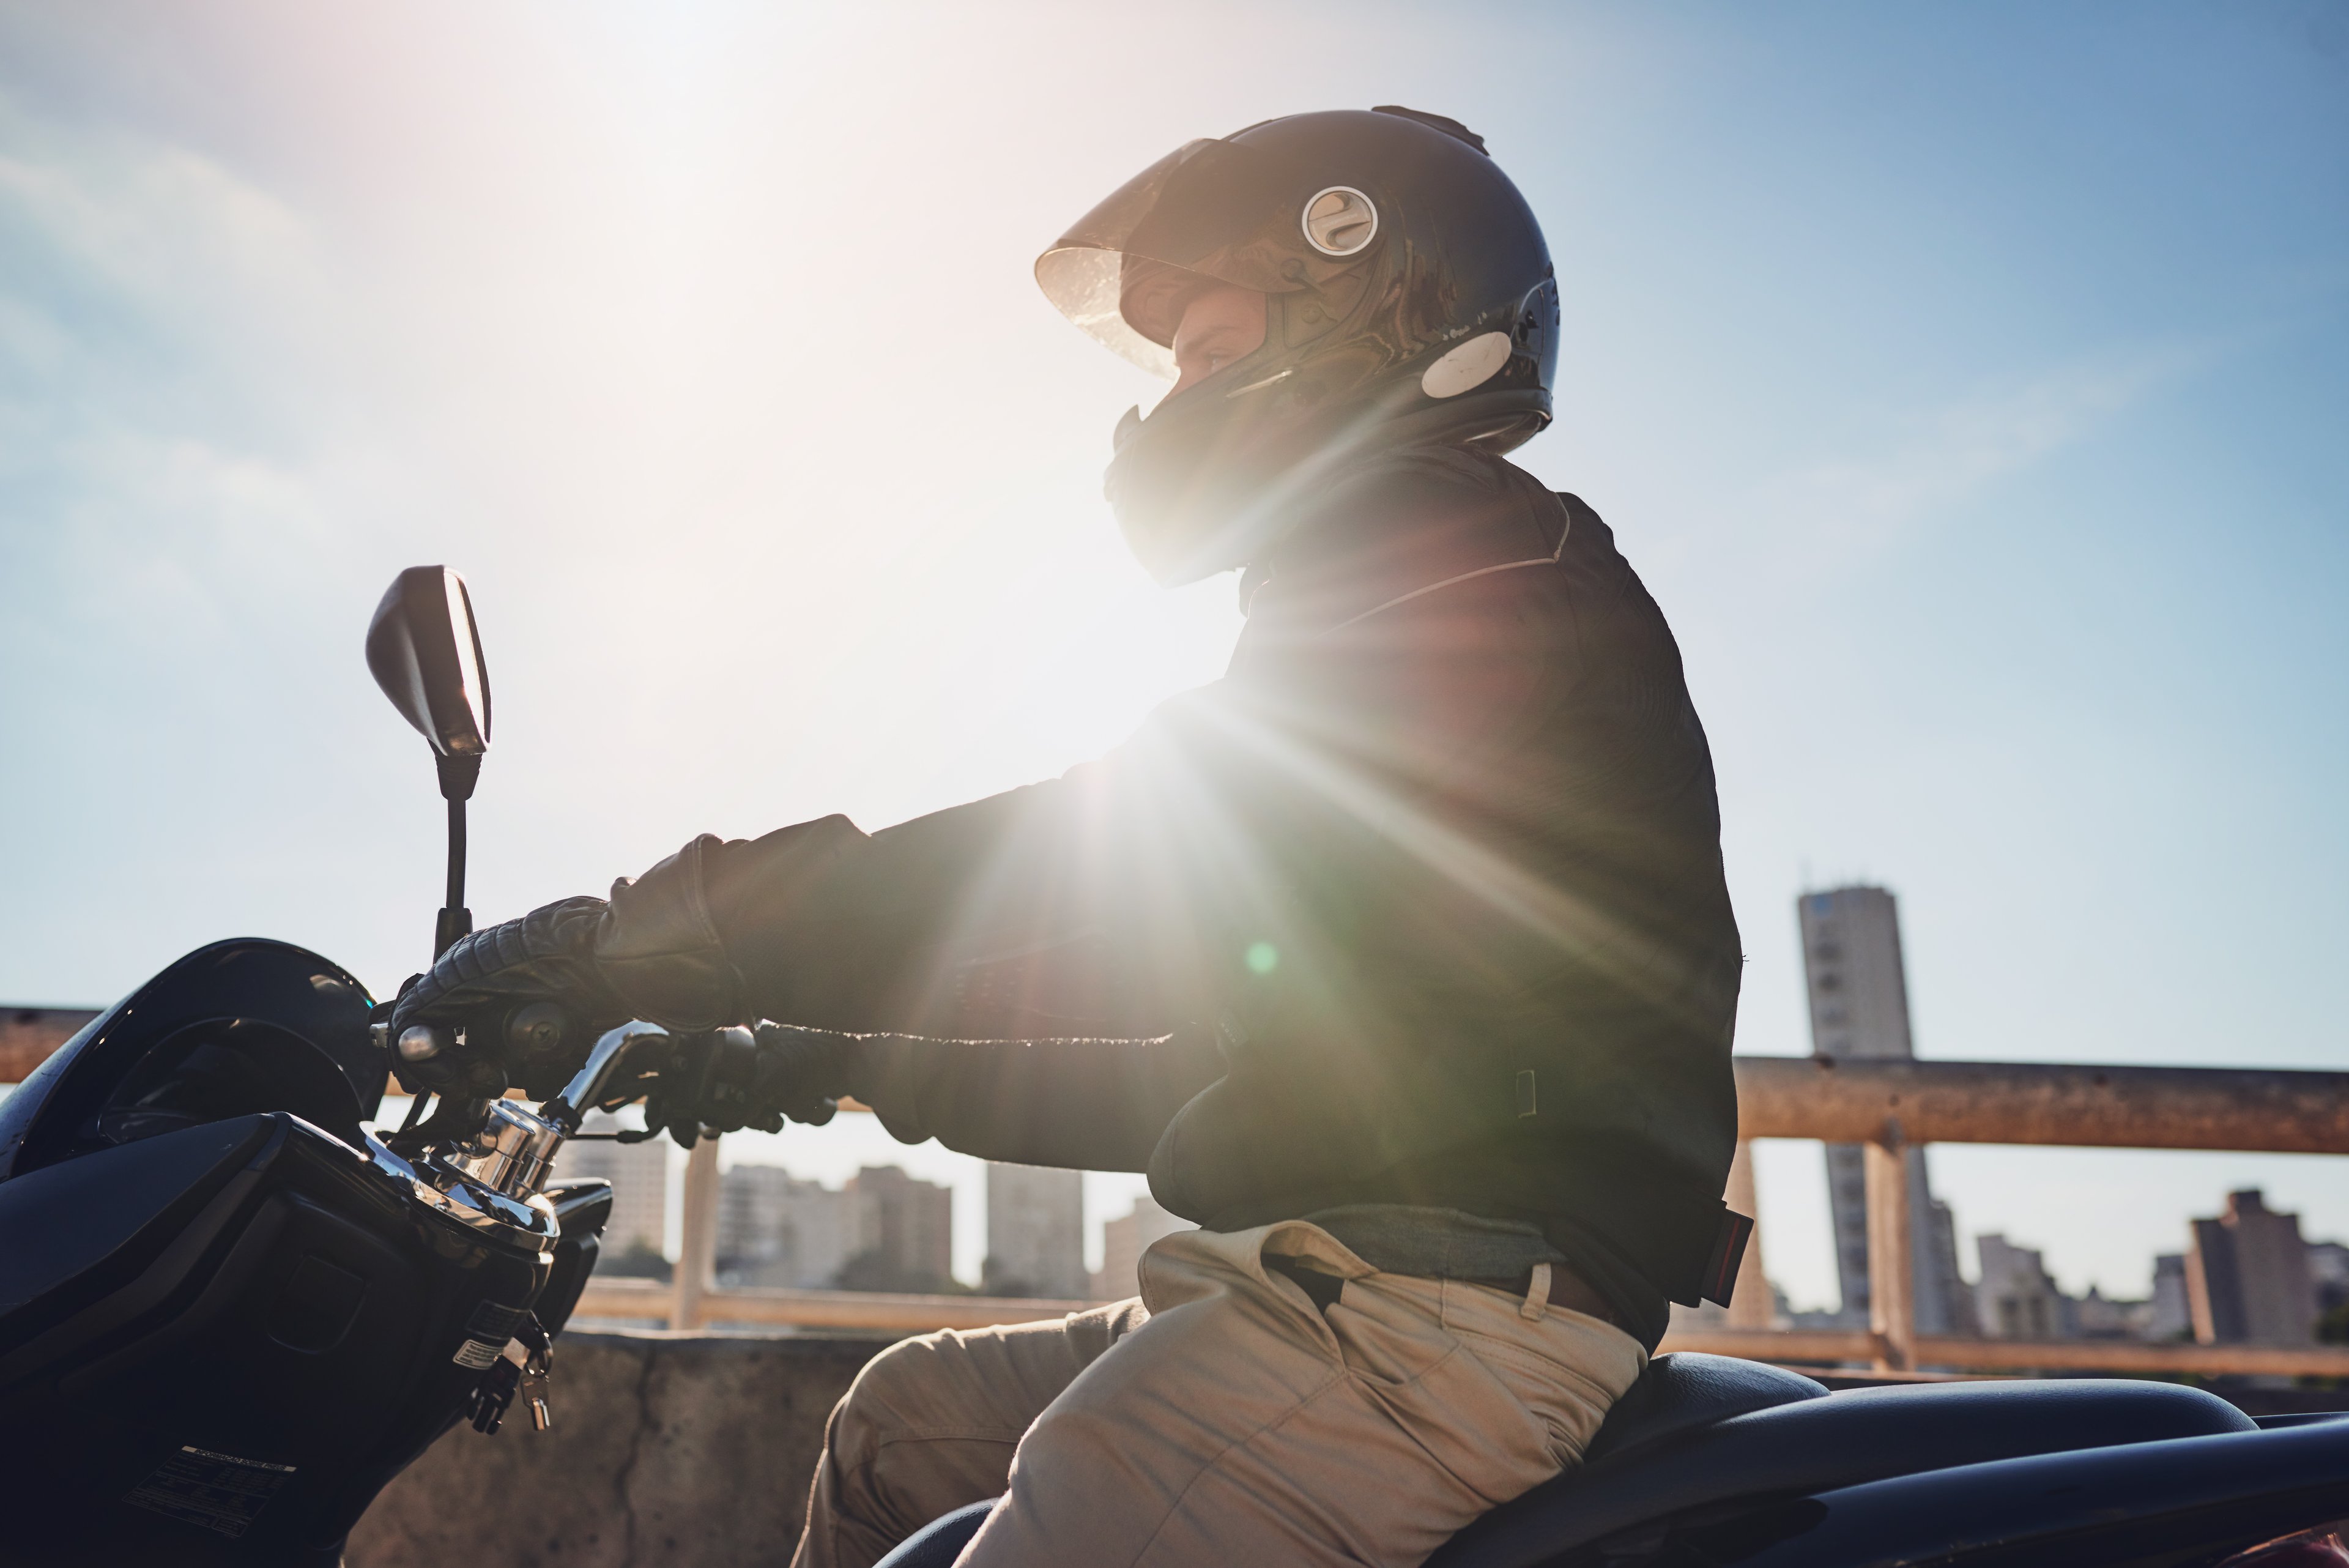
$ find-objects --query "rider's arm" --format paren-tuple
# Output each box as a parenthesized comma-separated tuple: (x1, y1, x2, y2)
(702, 459, 1573, 1051)
(834, 1027, 1229, 1174)
(699, 700, 1243, 1170)
(699, 503, 1573, 1170)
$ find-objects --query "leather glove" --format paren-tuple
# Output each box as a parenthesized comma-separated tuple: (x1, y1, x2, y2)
(387, 897, 621, 1096)
(642, 1024, 858, 1147)
(390, 835, 746, 1096)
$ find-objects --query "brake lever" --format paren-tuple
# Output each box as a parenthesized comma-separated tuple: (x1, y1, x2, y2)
(539, 1020, 674, 1137)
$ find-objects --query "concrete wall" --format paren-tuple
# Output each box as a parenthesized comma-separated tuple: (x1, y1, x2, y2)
(347, 1329, 2337, 1567)
(348, 1330, 885, 1568)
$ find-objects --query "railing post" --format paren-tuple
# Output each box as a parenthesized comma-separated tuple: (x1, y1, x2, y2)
(1863, 1121, 1914, 1373)
(1724, 1139, 1772, 1329)
(670, 1135, 721, 1331)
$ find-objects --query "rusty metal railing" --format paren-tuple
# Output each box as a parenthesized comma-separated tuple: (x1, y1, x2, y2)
(574, 1055, 2349, 1380)
(7, 1017, 2342, 1376)
(1728, 1055, 2349, 1372)
(0, 1008, 98, 1083)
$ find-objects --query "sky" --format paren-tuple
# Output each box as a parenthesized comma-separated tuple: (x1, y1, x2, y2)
(1, 1, 2344, 1303)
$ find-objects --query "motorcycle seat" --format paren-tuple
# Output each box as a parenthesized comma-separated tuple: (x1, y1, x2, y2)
(1428, 1357, 2255, 1567)
(1578, 1350, 1828, 1464)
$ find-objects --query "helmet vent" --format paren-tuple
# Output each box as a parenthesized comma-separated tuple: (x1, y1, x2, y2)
(1302, 187, 1378, 257)
(1370, 106, 1489, 155)
(1421, 332, 1515, 400)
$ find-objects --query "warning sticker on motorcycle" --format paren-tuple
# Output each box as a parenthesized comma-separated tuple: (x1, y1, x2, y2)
(467, 1299, 529, 1340)
(124, 1445, 296, 1539)
(451, 1336, 507, 1369)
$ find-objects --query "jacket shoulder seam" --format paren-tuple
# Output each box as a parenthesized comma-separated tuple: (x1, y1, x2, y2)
(1316, 511, 1572, 638)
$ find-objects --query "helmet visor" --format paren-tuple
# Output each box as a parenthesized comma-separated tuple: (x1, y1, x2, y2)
(1036, 136, 1313, 377)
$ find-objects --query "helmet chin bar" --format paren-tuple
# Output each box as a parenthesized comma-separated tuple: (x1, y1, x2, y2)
(1106, 359, 1549, 588)
(1105, 382, 1329, 586)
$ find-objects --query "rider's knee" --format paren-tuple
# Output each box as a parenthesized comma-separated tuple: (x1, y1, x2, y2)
(833, 1328, 952, 1451)
(854, 1328, 932, 1385)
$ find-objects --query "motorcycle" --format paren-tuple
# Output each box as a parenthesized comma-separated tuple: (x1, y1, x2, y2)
(0, 567, 716, 1566)
(5, 568, 2348, 1568)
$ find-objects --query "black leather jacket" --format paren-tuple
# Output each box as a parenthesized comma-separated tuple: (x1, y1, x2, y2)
(701, 449, 1742, 1336)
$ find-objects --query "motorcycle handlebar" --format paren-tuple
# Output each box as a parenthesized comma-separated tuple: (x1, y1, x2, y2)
(540, 1019, 672, 1137)
(382, 999, 795, 1157)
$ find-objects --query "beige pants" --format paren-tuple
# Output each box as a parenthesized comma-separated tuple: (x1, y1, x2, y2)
(791, 1220, 1646, 1568)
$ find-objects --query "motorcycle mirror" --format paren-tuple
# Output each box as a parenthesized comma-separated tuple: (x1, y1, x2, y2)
(368, 565, 492, 961)
(366, 565, 492, 803)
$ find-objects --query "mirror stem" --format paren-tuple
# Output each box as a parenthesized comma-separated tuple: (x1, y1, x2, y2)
(432, 752, 481, 959)
(445, 795, 467, 911)
(435, 798, 472, 957)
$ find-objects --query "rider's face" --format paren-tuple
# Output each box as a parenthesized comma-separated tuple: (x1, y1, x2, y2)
(1168, 283, 1268, 398)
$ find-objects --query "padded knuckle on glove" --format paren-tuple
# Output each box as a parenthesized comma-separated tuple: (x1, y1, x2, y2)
(593, 836, 744, 1030)
(392, 899, 622, 1041)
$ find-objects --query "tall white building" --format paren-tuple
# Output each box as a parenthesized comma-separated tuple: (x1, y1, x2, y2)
(550, 1110, 667, 1262)
(1798, 886, 1976, 1335)
(841, 1165, 955, 1293)
(2150, 1254, 2194, 1340)
(1091, 1194, 1194, 1301)
(2188, 1189, 2317, 1346)
(2307, 1241, 2349, 1328)
(985, 1162, 1086, 1299)
(2073, 1286, 2153, 1340)
(1976, 1233, 2071, 1340)
(714, 1163, 955, 1291)
(716, 1164, 852, 1288)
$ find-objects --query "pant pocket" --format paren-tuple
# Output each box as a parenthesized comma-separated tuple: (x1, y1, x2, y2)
(1436, 1281, 1644, 1470)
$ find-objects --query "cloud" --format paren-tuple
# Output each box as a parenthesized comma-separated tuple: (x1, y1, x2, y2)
(0, 90, 327, 355)
(0, 88, 347, 634)
(1765, 339, 2210, 554)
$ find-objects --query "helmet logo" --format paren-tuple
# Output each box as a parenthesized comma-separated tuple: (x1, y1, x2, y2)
(1301, 187, 1378, 257)
(1420, 331, 1515, 399)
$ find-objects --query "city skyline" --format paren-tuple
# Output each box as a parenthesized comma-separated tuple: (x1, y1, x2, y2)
(715, 1162, 955, 1294)
(9, 874, 2337, 1312)
(1798, 885, 1973, 1332)
(554, 1129, 2337, 1340)
(1780, 885, 2349, 1334)
(1, 2, 2342, 1311)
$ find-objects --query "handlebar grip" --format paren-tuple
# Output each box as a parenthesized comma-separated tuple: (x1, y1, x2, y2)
(396, 1022, 455, 1064)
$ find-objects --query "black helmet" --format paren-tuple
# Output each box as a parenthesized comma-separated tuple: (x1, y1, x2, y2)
(1037, 107, 1558, 585)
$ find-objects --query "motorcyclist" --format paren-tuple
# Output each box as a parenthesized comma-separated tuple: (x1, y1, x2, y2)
(392, 106, 1746, 1568)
